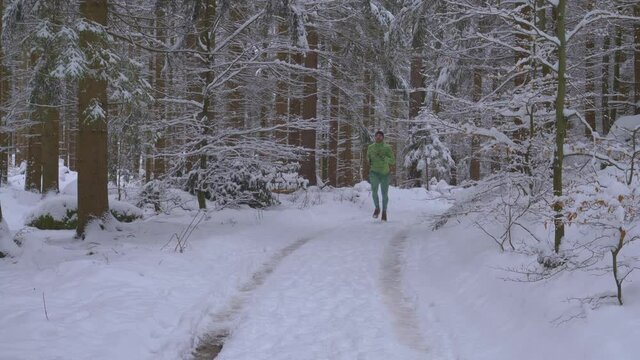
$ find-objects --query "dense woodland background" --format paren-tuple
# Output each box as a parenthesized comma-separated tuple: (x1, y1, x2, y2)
(0, 0, 639, 259)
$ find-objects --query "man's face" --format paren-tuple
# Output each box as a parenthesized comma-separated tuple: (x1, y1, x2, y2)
(375, 133, 384, 143)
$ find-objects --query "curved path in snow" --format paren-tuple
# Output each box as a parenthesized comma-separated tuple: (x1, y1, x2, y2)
(190, 216, 446, 360)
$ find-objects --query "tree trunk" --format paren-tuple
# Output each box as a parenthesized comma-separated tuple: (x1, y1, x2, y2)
(553, 0, 567, 253)
(25, 122, 42, 193)
(602, 34, 611, 134)
(635, 3, 640, 115)
(361, 68, 373, 183)
(288, 52, 302, 148)
(340, 117, 353, 186)
(41, 104, 60, 193)
(584, 0, 596, 135)
(470, 68, 482, 181)
(408, 52, 424, 187)
(328, 50, 339, 187)
(77, 0, 109, 237)
(611, 26, 623, 124)
(153, 0, 167, 178)
(0, 0, 8, 185)
(300, 27, 318, 186)
(25, 52, 42, 193)
(274, 22, 289, 144)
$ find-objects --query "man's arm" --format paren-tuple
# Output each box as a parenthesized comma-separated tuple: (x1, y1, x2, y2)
(385, 145, 395, 165)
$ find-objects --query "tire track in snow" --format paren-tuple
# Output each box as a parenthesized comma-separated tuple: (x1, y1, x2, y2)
(380, 230, 430, 354)
(191, 237, 312, 360)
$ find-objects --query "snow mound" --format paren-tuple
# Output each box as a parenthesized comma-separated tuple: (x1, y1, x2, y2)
(26, 195, 77, 225)
(609, 115, 640, 141)
(25, 195, 142, 229)
(0, 216, 18, 258)
(61, 179, 77, 195)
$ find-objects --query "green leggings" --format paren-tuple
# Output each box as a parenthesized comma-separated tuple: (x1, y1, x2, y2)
(370, 171, 390, 211)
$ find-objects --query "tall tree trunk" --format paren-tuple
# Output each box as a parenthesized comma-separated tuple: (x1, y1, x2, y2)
(361, 68, 373, 183)
(288, 52, 302, 148)
(300, 27, 318, 186)
(25, 52, 42, 193)
(408, 28, 425, 187)
(274, 22, 289, 144)
(514, 2, 531, 87)
(470, 68, 482, 181)
(0, 0, 8, 185)
(340, 116, 353, 186)
(25, 122, 42, 193)
(602, 34, 611, 134)
(227, 4, 244, 130)
(635, 3, 640, 115)
(584, 0, 596, 136)
(191, 0, 216, 210)
(77, 0, 109, 237)
(611, 26, 623, 124)
(553, 0, 567, 253)
(41, 104, 60, 193)
(153, 0, 167, 178)
(328, 51, 339, 187)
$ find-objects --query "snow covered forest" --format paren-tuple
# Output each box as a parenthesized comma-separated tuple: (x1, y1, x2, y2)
(2, 0, 640, 359)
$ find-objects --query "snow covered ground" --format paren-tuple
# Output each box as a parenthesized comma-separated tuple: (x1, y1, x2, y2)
(1, 173, 640, 360)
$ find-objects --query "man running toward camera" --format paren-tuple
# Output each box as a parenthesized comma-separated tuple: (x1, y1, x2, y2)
(367, 131, 395, 221)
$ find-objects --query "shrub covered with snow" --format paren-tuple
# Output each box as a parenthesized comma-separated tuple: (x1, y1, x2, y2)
(26, 196, 143, 230)
(184, 161, 290, 209)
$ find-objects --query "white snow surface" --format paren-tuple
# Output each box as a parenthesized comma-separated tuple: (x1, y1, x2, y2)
(1, 177, 640, 359)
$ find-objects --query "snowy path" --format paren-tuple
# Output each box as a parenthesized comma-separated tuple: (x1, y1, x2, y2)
(192, 237, 314, 359)
(187, 185, 456, 360)
(210, 221, 430, 360)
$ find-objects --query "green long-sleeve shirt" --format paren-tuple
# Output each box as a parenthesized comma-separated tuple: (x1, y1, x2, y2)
(367, 142, 395, 175)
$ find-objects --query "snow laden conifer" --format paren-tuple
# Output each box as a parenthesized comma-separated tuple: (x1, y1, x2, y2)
(403, 111, 454, 187)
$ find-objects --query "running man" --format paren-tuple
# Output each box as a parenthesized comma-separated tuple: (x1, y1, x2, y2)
(366, 130, 395, 221)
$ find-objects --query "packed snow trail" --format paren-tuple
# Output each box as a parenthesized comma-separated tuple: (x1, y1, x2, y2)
(190, 187, 453, 360)
(380, 230, 429, 353)
(192, 237, 313, 359)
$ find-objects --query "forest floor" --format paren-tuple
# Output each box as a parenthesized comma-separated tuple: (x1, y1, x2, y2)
(1, 170, 639, 360)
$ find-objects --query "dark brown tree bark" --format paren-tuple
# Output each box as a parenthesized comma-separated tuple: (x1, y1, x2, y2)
(408, 32, 425, 187)
(25, 52, 42, 193)
(25, 122, 42, 193)
(299, 27, 318, 186)
(0, 0, 8, 185)
(340, 118, 353, 187)
(41, 105, 60, 193)
(76, 0, 109, 237)
(602, 34, 611, 134)
(328, 49, 339, 187)
(361, 68, 373, 183)
(470, 68, 482, 181)
(635, 3, 640, 115)
(288, 52, 302, 148)
(611, 26, 623, 124)
(153, 0, 167, 178)
(584, 0, 596, 136)
(274, 22, 289, 144)
(553, 0, 567, 253)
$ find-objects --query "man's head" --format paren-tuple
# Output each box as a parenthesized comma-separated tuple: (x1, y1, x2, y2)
(374, 130, 384, 143)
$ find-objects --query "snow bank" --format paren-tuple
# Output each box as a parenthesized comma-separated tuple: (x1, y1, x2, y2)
(25, 195, 142, 229)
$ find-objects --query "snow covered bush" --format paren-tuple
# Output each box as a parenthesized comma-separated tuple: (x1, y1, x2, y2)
(26, 196, 78, 230)
(404, 116, 455, 186)
(26, 196, 143, 230)
(184, 161, 298, 209)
